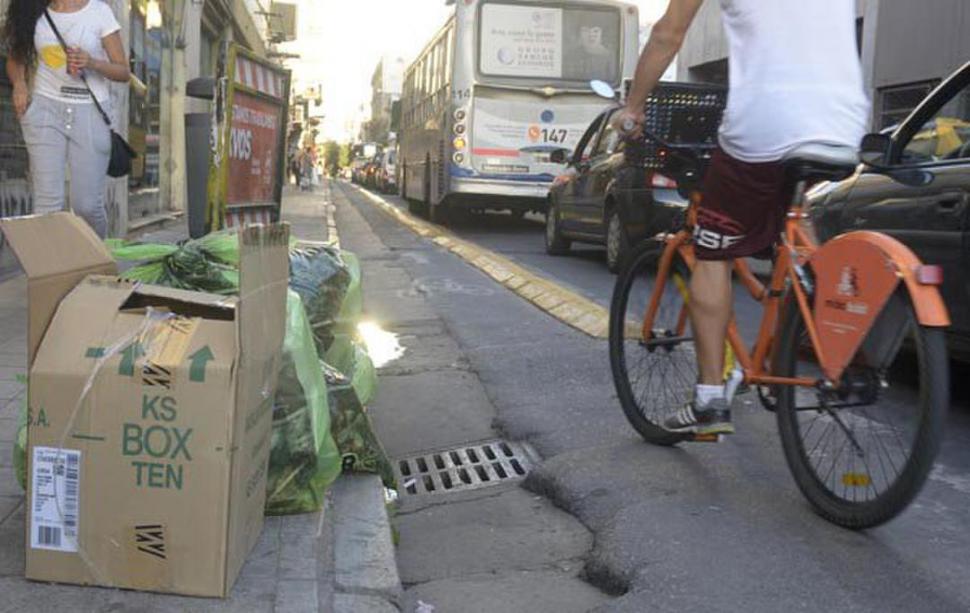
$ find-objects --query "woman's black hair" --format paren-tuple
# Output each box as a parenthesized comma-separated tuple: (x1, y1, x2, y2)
(2, 0, 50, 66)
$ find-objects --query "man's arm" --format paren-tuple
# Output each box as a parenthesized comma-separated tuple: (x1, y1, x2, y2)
(615, 0, 704, 134)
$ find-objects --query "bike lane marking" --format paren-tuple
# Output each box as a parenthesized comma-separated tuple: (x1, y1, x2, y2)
(346, 184, 609, 339)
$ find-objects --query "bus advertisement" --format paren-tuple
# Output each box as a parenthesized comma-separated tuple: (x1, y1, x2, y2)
(399, 0, 640, 223)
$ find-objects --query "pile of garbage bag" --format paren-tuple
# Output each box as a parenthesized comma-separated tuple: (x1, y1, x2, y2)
(11, 230, 392, 514)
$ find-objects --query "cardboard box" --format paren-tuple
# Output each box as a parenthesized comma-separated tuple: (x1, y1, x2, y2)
(0, 213, 290, 597)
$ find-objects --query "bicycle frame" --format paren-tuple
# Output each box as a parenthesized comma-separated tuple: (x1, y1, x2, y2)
(641, 192, 950, 390)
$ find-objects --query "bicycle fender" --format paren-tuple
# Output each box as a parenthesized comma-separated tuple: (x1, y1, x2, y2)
(810, 231, 950, 380)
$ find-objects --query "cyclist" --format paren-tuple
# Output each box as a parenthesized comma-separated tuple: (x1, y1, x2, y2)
(614, 0, 870, 434)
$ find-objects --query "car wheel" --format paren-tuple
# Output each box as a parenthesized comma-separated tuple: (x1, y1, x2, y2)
(606, 208, 630, 274)
(545, 201, 571, 255)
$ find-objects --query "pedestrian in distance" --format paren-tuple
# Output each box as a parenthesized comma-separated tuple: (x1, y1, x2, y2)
(3, 0, 130, 238)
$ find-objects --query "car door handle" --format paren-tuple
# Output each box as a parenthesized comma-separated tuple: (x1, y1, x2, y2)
(937, 195, 967, 212)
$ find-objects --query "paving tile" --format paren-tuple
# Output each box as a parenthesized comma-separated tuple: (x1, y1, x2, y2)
(238, 516, 282, 580)
(0, 502, 25, 577)
(0, 366, 26, 382)
(0, 495, 23, 524)
(0, 353, 27, 368)
(0, 380, 24, 401)
(0, 440, 13, 466)
(0, 467, 22, 497)
(279, 520, 320, 580)
(0, 418, 19, 442)
(275, 579, 318, 613)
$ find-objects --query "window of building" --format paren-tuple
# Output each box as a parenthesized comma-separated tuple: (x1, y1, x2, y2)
(878, 80, 939, 130)
(200, 29, 217, 77)
(687, 59, 728, 86)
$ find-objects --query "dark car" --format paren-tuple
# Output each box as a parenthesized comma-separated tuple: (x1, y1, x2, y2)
(810, 61, 970, 356)
(545, 108, 688, 272)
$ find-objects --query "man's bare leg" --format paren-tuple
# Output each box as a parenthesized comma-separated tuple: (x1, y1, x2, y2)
(689, 260, 733, 385)
(663, 258, 736, 434)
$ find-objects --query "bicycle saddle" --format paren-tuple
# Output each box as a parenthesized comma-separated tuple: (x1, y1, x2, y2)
(783, 142, 860, 182)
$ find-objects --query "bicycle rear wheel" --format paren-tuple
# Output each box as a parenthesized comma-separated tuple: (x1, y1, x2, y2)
(774, 289, 948, 528)
(609, 239, 694, 445)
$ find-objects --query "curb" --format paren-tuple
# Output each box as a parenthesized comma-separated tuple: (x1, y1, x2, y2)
(329, 474, 402, 610)
(348, 184, 610, 339)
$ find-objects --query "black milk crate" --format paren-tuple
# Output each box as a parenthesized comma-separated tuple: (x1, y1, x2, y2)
(624, 81, 727, 169)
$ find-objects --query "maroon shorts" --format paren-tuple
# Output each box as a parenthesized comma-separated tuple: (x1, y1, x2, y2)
(694, 148, 793, 261)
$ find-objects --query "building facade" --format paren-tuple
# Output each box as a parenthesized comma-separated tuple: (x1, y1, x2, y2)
(0, 0, 273, 274)
(677, 0, 970, 129)
(364, 55, 405, 145)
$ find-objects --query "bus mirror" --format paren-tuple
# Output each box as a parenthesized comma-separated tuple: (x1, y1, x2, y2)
(590, 80, 616, 100)
(550, 148, 570, 164)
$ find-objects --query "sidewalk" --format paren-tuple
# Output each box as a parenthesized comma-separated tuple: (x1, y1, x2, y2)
(331, 181, 613, 612)
(0, 185, 400, 612)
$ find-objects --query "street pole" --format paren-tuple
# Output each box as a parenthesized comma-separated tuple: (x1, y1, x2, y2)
(159, 0, 187, 215)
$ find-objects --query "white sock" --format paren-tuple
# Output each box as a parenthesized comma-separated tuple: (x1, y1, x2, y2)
(695, 384, 725, 405)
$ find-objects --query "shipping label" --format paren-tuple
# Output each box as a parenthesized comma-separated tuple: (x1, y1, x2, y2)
(30, 447, 81, 552)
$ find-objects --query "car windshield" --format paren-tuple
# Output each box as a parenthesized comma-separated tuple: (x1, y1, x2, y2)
(479, 2, 621, 84)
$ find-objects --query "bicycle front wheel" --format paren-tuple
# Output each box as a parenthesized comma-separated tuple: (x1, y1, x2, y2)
(609, 239, 694, 446)
(774, 288, 948, 529)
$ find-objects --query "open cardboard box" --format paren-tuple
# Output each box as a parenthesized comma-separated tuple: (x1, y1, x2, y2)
(0, 213, 289, 597)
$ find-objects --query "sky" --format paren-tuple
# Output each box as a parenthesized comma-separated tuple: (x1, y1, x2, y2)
(277, 0, 671, 141)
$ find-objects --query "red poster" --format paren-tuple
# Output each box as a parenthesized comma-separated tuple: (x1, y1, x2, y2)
(227, 92, 281, 205)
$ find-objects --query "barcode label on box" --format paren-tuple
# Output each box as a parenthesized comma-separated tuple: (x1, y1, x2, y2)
(30, 447, 81, 552)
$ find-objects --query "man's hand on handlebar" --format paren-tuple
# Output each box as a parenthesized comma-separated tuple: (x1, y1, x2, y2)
(613, 106, 645, 140)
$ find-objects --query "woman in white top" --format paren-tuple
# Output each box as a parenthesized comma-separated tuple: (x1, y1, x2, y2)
(3, 0, 130, 237)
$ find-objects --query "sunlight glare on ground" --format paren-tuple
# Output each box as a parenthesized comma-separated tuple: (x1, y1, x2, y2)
(358, 320, 406, 368)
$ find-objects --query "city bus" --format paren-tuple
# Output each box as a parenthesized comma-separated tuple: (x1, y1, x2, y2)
(399, 0, 640, 222)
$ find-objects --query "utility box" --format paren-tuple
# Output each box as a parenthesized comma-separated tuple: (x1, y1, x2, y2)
(0, 213, 290, 597)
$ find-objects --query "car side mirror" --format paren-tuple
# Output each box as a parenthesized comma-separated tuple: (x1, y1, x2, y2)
(550, 148, 570, 165)
(860, 133, 892, 166)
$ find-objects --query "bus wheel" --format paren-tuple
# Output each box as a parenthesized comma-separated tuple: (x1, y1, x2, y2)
(429, 199, 450, 225)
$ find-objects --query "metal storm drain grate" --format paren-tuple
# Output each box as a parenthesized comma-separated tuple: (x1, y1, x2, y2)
(396, 439, 536, 496)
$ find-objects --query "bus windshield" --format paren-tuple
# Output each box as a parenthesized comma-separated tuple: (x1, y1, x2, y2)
(479, 1, 621, 85)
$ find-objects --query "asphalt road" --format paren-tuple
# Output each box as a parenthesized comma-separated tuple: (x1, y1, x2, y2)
(342, 182, 970, 612)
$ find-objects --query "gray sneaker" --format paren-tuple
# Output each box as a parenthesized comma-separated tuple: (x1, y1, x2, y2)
(664, 396, 735, 435)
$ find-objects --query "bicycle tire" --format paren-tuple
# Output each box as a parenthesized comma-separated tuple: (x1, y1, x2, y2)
(609, 239, 692, 446)
(774, 289, 948, 529)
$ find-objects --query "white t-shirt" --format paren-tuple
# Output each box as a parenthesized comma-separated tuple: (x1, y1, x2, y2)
(717, 0, 871, 163)
(33, 0, 121, 104)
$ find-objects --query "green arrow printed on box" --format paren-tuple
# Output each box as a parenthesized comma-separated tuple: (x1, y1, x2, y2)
(189, 346, 214, 382)
(119, 342, 145, 377)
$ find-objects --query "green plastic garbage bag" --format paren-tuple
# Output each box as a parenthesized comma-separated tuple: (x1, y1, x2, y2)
(265, 291, 343, 515)
(289, 241, 351, 354)
(115, 237, 239, 295)
(321, 361, 394, 488)
(334, 251, 363, 333)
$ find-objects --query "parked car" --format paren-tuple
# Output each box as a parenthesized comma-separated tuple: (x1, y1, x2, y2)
(810, 60, 970, 356)
(545, 108, 688, 272)
(377, 148, 398, 194)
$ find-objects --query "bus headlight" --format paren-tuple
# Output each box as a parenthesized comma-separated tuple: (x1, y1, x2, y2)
(454, 123, 466, 135)
(454, 108, 467, 122)
(453, 137, 466, 150)
(453, 152, 465, 165)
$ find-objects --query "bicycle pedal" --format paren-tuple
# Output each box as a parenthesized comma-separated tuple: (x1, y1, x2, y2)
(688, 433, 721, 443)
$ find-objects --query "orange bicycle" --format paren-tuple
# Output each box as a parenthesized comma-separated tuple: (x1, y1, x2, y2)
(608, 86, 950, 529)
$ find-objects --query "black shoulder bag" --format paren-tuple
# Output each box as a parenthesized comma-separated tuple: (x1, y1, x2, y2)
(44, 9, 136, 177)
